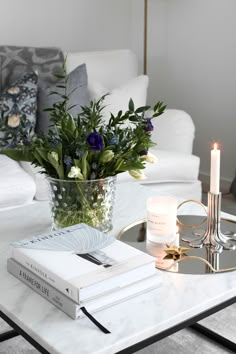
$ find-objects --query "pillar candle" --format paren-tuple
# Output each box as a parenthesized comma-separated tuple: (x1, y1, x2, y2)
(210, 143, 220, 194)
(146, 196, 177, 243)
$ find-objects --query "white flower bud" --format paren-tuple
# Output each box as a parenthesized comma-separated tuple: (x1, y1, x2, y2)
(142, 152, 158, 164)
(100, 150, 114, 163)
(129, 169, 146, 180)
(50, 152, 59, 162)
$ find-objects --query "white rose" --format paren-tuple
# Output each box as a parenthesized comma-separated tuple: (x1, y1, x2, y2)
(68, 166, 84, 180)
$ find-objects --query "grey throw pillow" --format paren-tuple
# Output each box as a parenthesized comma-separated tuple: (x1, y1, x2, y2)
(36, 64, 89, 134)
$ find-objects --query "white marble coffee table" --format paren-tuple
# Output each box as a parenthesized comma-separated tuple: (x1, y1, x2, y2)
(0, 183, 235, 354)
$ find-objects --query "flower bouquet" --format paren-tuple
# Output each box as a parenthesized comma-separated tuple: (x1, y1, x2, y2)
(1, 65, 166, 231)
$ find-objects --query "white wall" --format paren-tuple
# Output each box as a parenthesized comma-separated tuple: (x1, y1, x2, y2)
(1, 0, 235, 185)
(146, 0, 236, 186)
(0, 0, 132, 52)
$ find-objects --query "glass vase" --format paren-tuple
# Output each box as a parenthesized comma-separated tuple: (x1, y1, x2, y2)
(48, 176, 117, 232)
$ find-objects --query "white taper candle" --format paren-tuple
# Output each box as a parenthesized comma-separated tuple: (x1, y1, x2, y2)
(210, 143, 220, 194)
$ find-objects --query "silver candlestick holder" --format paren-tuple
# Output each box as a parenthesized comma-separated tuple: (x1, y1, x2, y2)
(182, 192, 236, 253)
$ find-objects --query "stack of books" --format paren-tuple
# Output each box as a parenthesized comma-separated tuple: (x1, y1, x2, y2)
(8, 224, 162, 321)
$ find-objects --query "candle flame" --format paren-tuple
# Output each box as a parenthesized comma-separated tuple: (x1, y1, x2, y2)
(213, 143, 218, 150)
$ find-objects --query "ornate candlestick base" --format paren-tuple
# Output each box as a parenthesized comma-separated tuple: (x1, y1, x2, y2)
(182, 192, 236, 253)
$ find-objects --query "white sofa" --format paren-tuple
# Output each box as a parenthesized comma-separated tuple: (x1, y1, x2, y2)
(0, 49, 201, 209)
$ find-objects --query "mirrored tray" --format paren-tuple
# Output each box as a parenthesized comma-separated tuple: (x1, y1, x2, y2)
(118, 215, 236, 274)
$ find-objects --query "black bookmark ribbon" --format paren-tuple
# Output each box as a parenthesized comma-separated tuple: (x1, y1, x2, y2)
(80, 307, 111, 334)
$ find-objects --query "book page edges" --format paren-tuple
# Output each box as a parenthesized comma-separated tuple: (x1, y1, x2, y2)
(71, 253, 156, 288)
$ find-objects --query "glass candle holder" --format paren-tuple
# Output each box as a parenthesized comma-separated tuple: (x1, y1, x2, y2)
(146, 196, 177, 244)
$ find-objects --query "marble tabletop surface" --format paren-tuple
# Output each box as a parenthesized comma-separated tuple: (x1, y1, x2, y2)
(0, 182, 235, 354)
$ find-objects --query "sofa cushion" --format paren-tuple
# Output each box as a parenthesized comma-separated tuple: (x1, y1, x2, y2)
(151, 109, 195, 154)
(0, 72, 38, 147)
(66, 49, 138, 90)
(89, 75, 149, 123)
(0, 155, 36, 209)
(117, 149, 200, 184)
(36, 64, 89, 133)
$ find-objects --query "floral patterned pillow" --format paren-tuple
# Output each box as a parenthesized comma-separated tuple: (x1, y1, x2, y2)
(0, 72, 38, 148)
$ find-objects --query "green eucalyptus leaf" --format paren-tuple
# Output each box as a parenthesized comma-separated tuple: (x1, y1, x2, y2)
(128, 99, 135, 112)
(67, 104, 77, 111)
(135, 106, 150, 113)
(54, 74, 66, 79)
(43, 108, 54, 112)
(35, 148, 49, 161)
(48, 91, 61, 96)
(55, 85, 66, 89)
(66, 115, 76, 132)
(129, 117, 139, 122)
(33, 150, 44, 166)
(0, 148, 32, 162)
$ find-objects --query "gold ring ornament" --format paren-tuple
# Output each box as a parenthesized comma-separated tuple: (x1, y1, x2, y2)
(177, 199, 208, 228)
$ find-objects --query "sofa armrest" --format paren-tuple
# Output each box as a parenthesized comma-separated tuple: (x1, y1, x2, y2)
(20, 162, 49, 201)
(150, 109, 195, 154)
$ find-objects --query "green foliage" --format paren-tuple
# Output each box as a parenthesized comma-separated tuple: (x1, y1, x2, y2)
(0, 66, 166, 180)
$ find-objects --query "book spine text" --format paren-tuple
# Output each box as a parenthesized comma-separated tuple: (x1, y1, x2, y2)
(11, 248, 79, 303)
(7, 258, 80, 320)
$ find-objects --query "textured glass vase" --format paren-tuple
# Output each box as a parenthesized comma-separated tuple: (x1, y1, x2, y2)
(48, 176, 117, 232)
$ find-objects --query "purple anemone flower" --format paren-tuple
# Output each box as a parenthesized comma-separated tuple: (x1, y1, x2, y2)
(144, 118, 154, 132)
(87, 132, 104, 151)
(139, 149, 148, 156)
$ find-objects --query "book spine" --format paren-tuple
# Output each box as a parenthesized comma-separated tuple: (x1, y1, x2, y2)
(11, 248, 79, 303)
(7, 258, 81, 320)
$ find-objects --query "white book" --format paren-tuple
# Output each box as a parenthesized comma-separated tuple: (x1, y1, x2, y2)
(7, 258, 162, 320)
(11, 224, 157, 303)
